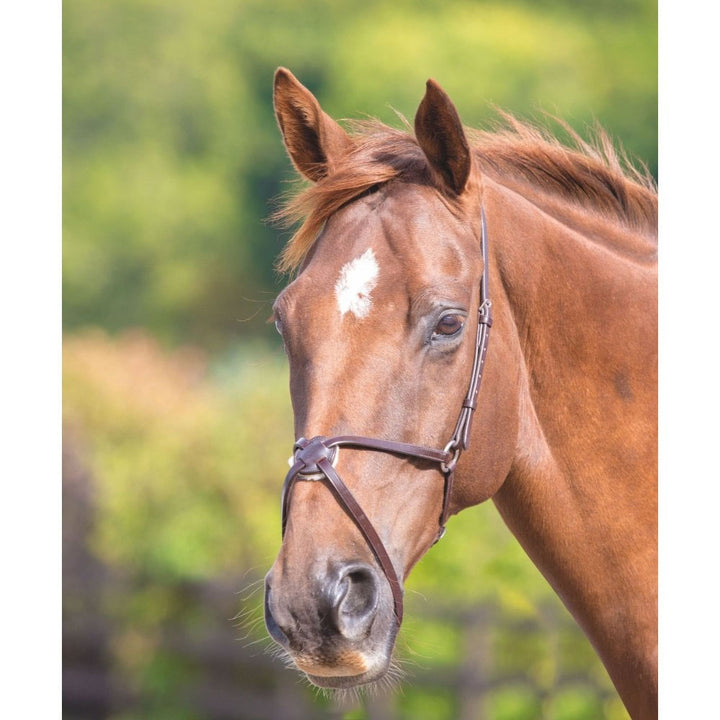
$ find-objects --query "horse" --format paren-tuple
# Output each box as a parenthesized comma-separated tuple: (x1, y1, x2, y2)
(263, 68, 657, 719)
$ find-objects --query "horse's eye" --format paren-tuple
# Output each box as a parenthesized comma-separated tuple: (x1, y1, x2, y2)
(433, 313, 465, 338)
(274, 317, 283, 335)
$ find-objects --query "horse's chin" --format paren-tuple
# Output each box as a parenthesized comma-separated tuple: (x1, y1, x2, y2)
(291, 647, 394, 689)
(305, 664, 389, 689)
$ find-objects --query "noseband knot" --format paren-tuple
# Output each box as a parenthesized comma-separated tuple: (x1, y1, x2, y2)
(293, 436, 337, 478)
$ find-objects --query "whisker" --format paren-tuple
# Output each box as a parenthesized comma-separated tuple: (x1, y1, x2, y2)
(235, 623, 268, 647)
(231, 603, 262, 625)
(234, 576, 266, 601)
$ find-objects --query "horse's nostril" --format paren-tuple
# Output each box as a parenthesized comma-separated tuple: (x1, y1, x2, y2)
(333, 564, 379, 640)
(340, 568, 376, 616)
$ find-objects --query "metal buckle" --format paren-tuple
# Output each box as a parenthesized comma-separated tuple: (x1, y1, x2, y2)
(440, 440, 461, 474)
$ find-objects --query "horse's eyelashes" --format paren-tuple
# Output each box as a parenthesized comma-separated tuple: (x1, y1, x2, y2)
(273, 308, 286, 336)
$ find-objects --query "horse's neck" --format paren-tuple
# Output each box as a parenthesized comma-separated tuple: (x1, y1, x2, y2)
(485, 179, 658, 716)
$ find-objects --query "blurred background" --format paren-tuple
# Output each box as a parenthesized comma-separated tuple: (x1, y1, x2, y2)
(62, 0, 656, 718)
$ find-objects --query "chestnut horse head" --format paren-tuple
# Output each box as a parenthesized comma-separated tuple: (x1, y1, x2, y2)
(263, 68, 657, 718)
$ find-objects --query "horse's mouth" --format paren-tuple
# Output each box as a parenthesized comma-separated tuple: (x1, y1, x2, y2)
(291, 651, 390, 689)
(293, 651, 390, 688)
(304, 664, 389, 689)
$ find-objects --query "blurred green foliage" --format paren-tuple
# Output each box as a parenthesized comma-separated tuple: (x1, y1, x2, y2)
(63, 0, 656, 350)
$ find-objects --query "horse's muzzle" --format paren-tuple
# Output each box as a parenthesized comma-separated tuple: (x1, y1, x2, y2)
(264, 560, 396, 686)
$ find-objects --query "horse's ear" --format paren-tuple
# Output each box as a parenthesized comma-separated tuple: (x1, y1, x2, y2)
(273, 67, 351, 183)
(414, 79, 472, 196)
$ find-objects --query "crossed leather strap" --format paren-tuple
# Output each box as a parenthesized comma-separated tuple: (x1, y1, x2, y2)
(280, 207, 492, 625)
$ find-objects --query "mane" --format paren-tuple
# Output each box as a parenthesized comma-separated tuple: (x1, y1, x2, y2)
(274, 115, 657, 274)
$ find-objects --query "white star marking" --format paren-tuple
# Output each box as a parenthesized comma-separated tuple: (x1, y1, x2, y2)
(334, 248, 379, 319)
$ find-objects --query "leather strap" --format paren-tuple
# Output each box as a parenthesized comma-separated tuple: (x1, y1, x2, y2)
(279, 205, 492, 626)
(326, 436, 451, 464)
(317, 457, 404, 623)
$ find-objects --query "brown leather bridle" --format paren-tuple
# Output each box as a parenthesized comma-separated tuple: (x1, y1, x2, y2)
(280, 207, 492, 625)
